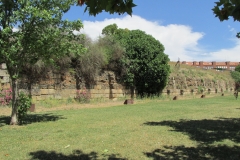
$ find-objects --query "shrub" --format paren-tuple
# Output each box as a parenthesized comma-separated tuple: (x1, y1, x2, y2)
(0, 88, 12, 106)
(17, 92, 32, 124)
(75, 88, 91, 103)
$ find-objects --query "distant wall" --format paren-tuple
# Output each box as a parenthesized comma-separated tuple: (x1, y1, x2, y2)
(162, 76, 235, 97)
(18, 70, 134, 101)
(0, 63, 235, 100)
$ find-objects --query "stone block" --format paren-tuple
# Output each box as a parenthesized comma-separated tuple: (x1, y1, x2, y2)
(54, 95, 62, 99)
(1, 76, 9, 83)
(31, 89, 41, 96)
(41, 95, 54, 99)
(111, 89, 117, 94)
(94, 85, 102, 90)
(62, 89, 76, 95)
(90, 89, 98, 94)
(40, 89, 55, 95)
(124, 99, 134, 104)
(32, 96, 42, 101)
(104, 93, 110, 98)
(103, 89, 109, 94)
(0, 63, 7, 69)
(116, 89, 123, 94)
(93, 93, 102, 98)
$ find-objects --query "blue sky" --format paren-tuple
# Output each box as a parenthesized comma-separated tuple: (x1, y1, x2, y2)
(63, 0, 240, 62)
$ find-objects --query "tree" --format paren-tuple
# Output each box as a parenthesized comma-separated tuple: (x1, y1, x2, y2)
(212, 0, 240, 38)
(0, 0, 85, 125)
(231, 64, 240, 91)
(102, 23, 118, 35)
(235, 64, 240, 72)
(77, 0, 136, 16)
(102, 24, 170, 97)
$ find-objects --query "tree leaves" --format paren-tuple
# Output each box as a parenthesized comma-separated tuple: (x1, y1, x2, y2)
(78, 0, 137, 16)
(213, 0, 240, 37)
(102, 24, 170, 96)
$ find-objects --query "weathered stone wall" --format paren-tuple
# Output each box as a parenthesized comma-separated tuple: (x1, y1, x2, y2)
(17, 70, 134, 101)
(162, 76, 235, 96)
(0, 64, 235, 100)
(0, 64, 10, 90)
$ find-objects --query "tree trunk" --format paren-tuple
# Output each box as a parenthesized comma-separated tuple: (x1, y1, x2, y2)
(10, 79, 18, 125)
(130, 86, 134, 99)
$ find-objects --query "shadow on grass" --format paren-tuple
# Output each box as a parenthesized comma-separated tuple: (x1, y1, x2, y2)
(29, 150, 127, 160)
(144, 145, 240, 160)
(144, 118, 240, 144)
(0, 115, 10, 127)
(0, 113, 65, 126)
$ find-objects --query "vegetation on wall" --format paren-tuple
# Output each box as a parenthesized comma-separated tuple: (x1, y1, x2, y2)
(231, 65, 240, 90)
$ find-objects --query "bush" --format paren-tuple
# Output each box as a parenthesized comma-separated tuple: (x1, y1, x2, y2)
(75, 88, 91, 103)
(0, 88, 12, 106)
(17, 92, 32, 124)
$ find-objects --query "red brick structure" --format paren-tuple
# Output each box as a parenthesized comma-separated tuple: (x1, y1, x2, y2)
(182, 61, 240, 71)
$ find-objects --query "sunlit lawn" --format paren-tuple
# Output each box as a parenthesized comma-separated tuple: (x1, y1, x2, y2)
(1, 95, 240, 159)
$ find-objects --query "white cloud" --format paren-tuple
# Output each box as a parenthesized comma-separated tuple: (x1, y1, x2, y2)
(82, 15, 204, 61)
(206, 40, 240, 61)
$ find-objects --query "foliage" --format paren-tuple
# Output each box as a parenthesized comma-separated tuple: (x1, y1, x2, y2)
(78, 0, 137, 16)
(73, 39, 107, 86)
(102, 23, 118, 35)
(0, 0, 85, 125)
(231, 71, 240, 82)
(235, 64, 240, 72)
(231, 64, 240, 83)
(102, 24, 170, 96)
(0, 88, 12, 106)
(97, 35, 125, 72)
(17, 92, 32, 125)
(198, 86, 204, 94)
(75, 88, 91, 103)
(213, 0, 240, 38)
(73, 35, 125, 86)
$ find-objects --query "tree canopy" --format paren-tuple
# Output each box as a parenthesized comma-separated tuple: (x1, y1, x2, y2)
(231, 64, 240, 82)
(0, 0, 85, 125)
(102, 24, 170, 97)
(77, 0, 136, 16)
(213, 0, 240, 38)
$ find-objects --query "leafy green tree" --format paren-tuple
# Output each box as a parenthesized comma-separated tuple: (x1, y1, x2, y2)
(231, 65, 240, 88)
(102, 23, 118, 35)
(0, 0, 85, 125)
(77, 0, 136, 16)
(235, 64, 240, 72)
(97, 35, 125, 72)
(231, 65, 240, 91)
(231, 71, 240, 83)
(213, 0, 240, 38)
(102, 24, 170, 97)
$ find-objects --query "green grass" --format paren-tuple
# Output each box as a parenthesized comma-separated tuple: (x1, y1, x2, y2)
(1, 96, 240, 159)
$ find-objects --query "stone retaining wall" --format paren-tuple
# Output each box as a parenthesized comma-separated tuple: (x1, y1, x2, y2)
(0, 67, 235, 100)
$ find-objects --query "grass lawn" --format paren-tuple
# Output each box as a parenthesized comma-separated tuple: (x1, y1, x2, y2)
(1, 95, 240, 159)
